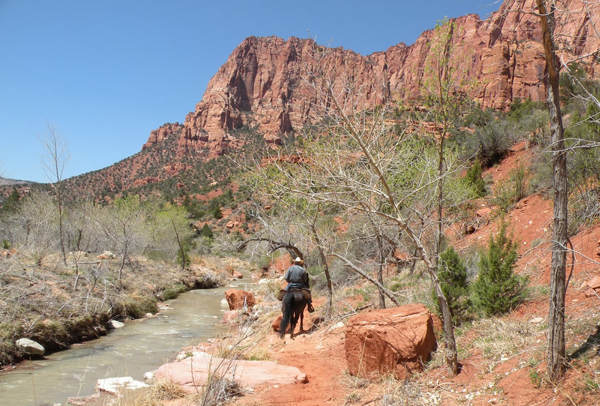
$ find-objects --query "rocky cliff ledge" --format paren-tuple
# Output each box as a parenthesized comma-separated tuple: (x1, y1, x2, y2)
(144, 0, 600, 154)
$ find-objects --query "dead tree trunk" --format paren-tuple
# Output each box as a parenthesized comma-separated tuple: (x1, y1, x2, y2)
(536, 0, 568, 381)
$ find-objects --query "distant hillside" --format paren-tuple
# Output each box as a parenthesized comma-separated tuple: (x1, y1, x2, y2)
(0, 176, 32, 186)
(60, 126, 265, 203)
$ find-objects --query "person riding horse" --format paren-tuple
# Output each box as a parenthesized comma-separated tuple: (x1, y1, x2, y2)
(284, 257, 314, 313)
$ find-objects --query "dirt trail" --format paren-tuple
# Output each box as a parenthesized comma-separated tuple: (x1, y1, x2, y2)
(236, 318, 348, 406)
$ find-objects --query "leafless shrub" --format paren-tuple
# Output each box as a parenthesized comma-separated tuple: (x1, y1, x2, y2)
(201, 373, 242, 406)
(379, 375, 442, 406)
(114, 379, 189, 406)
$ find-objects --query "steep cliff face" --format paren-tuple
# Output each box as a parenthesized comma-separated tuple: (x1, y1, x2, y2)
(144, 0, 600, 154)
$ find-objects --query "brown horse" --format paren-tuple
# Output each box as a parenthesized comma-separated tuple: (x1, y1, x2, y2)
(279, 290, 307, 339)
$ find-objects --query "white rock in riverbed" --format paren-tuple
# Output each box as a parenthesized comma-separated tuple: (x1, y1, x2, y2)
(107, 320, 125, 329)
(97, 377, 148, 395)
(16, 338, 45, 355)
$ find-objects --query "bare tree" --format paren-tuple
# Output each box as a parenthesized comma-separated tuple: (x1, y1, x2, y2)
(8, 191, 58, 267)
(532, 0, 568, 382)
(307, 207, 335, 317)
(92, 196, 150, 287)
(236, 194, 338, 315)
(65, 200, 101, 290)
(39, 124, 70, 265)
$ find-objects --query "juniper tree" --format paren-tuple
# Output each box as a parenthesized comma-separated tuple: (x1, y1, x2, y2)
(473, 221, 527, 316)
(435, 246, 472, 325)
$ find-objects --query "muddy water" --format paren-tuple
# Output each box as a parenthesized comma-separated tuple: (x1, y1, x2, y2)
(0, 280, 249, 406)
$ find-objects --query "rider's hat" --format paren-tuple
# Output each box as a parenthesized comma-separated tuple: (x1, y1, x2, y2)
(294, 256, 304, 264)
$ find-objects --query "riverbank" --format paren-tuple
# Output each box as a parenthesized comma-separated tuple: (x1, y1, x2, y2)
(0, 252, 234, 368)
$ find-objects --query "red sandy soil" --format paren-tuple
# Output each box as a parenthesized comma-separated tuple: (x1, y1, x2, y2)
(232, 140, 600, 406)
(236, 320, 349, 406)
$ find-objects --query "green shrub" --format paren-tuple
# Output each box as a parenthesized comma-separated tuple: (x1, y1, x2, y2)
(161, 284, 188, 300)
(464, 160, 486, 198)
(493, 164, 528, 212)
(212, 205, 223, 219)
(472, 221, 528, 316)
(472, 120, 517, 167)
(118, 295, 158, 318)
(433, 246, 472, 325)
(30, 320, 70, 350)
(199, 223, 214, 239)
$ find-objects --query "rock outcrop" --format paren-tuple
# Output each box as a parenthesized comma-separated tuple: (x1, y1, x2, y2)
(224, 289, 256, 311)
(584, 276, 600, 297)
(155, 352, 308, 392)
(144, 0, 600, 157)
(345, 303, 436, 379)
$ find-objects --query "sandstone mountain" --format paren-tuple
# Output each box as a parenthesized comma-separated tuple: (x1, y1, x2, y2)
(23, 0, 600, 202)
(143, 0, 600, 158)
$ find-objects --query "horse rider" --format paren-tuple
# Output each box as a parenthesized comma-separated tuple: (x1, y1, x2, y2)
(284, 256, 315, 313)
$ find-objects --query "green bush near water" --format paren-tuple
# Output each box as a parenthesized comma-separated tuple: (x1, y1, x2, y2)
(161, 283, 188, 300)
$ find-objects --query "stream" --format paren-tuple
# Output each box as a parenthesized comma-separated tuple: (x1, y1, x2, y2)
(0, 279, 249, 406)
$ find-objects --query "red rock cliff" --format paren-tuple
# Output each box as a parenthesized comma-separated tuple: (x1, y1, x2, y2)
(144, 0, 600, 153)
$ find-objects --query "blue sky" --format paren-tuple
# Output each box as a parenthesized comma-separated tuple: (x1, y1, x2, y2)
(0, 0, 500, 183)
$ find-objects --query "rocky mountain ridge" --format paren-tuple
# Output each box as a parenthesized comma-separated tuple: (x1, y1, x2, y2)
(6, 0, 598, 201)
(143, 0, 600, 158)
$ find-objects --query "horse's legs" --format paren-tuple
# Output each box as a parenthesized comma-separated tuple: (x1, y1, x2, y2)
(290, 311, 296, 339)
(299, 307, 304, 332)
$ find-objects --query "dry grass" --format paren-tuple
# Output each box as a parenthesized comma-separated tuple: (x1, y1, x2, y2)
(468, 318, 546, 373)
(378, 375, 444, 406)
(117, 379, 190, 406)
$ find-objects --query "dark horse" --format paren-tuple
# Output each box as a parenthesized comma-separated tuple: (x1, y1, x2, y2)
(279, 290, 307, 339)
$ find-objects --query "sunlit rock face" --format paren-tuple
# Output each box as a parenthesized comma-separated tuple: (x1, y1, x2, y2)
(143, 0, 600, 155)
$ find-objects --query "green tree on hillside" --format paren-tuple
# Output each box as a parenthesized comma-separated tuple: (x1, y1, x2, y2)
(464, 160, 486, 198)
(1, 189, 21, 216)
(199, 223, 213, 239)
(434, 246, 471, 324)
(472, 221, 527, 316)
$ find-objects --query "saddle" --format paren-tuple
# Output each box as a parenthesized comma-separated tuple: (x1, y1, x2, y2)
(277, 288, 311, 302)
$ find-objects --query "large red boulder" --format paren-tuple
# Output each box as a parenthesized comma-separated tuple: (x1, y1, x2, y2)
(224, 289, 256, 311)
(345, 303, 436, 379)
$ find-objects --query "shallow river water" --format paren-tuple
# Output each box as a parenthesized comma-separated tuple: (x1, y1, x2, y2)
(0, 279, 249, 406)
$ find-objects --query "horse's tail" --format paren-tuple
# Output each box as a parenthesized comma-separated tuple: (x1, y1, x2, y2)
(279, 292, 294, 339)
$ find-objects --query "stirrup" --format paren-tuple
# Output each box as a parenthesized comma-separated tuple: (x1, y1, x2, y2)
(307, 304, 315, 313)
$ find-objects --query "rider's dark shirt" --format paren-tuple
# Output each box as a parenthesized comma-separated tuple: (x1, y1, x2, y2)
(284, 264, 309, 288)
